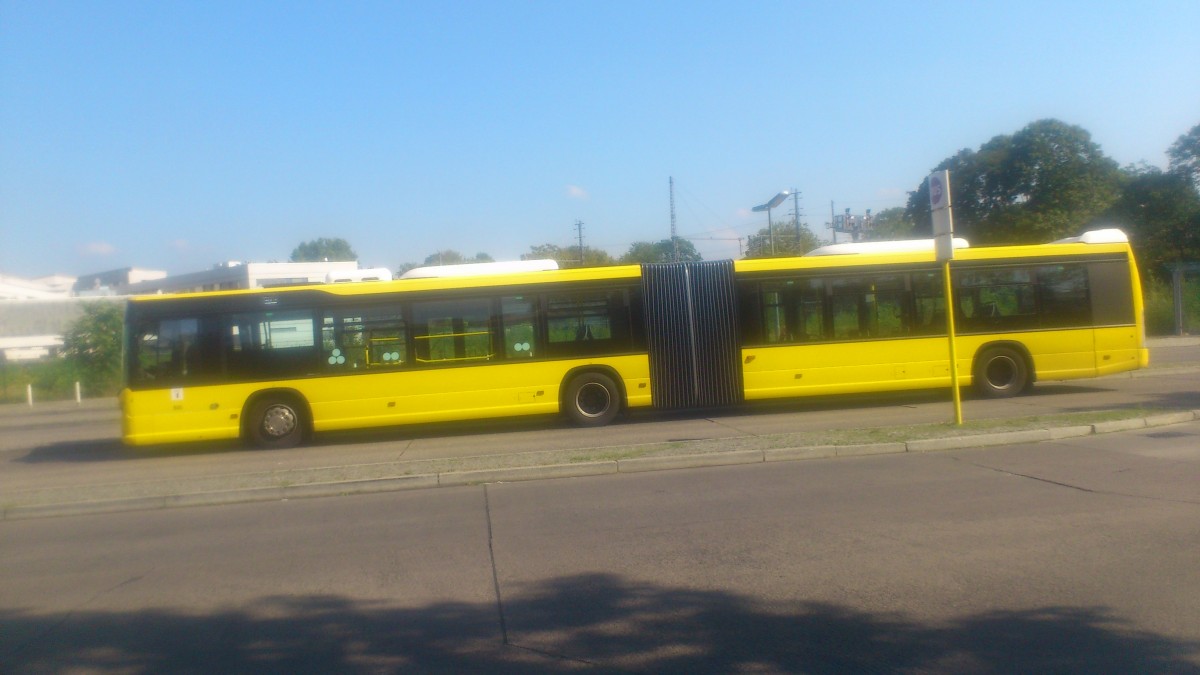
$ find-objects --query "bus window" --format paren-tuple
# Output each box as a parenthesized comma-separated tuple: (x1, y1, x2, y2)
(322, 306, 406, 370)
(955, 268, 1037, 331)
(226, 310, 319, 379)
(1036, 264, 1090, 327)
(830, 275, 907, 340)
(759, 279, 825, 344)
(830, 278, 867, 340)
(412, 299, 494, 364)
(545, 290, 630, 356)
(1088, 260, 1135, 326)
(762, 286, 787, 343)
(131, 317, 199, 383)
(502, 296, 536, 358)
(911, 272, 945, 336)
(867, 275, 907, 338)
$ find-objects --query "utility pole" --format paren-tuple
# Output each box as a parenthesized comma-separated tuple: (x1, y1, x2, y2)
(830, 201, 836, 244)
(791, 189, 803, 247)
(669, 177, 679, 262)
(575, 220, 585, 266)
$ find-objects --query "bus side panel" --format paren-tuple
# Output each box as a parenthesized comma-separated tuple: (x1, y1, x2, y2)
(121, 387, 243, 446)
(741, 337, 951, 400)
(987, 328, 1097, 382)
(307, 354, 652, 432)
(741, 327, 1109, 400)
(1093, 326, 1145, 377)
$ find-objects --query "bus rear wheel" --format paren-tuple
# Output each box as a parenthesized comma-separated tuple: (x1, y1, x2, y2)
(247, 397, 307, 448)
(563, 372, 621, 427)
(973, 346, 1029, 398)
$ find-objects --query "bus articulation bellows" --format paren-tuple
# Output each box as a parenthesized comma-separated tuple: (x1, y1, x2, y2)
(121, 230, 1148, 448)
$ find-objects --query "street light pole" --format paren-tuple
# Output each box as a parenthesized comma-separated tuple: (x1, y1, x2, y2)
(752, 190, 791, 256)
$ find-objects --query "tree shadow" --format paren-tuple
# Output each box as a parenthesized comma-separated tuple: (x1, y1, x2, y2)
(3, 574, 1196, 673)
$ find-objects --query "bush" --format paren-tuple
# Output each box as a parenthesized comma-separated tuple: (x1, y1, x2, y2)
(1143, 275, 1200, 335)
(0, 359, 78, 404)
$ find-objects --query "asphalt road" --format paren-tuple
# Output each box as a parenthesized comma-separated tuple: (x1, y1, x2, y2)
(2, 421, 1198, 673)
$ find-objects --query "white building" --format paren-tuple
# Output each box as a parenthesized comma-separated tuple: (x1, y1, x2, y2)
(0, 274, 74, 300)
(121, 260, 381, 294)
(73, 268, 168, 296)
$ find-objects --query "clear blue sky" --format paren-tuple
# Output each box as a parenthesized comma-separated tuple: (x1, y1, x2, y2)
(2, 1, 1198, 277)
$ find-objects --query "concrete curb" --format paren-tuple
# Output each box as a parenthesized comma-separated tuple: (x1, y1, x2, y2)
(906, 429, 1052, 453)
(4, 409, 1198, 521)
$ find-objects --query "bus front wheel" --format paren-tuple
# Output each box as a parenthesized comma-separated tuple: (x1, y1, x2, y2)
(247, 397, 307, 448)
(563, 372, 621, 427)
(973, 347, 1029, 398)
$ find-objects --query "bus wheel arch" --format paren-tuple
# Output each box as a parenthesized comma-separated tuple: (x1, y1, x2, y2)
(971, 342, 1034, 398)
(242, 389, 312, 448)
(560, 367, 625, 427)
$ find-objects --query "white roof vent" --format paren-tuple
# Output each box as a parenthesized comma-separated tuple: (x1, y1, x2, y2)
(400, 259, 559, 280)
(804, 238, 970, 257)
(1052, 228, 1128, 244)
(325, 267, 394, 283)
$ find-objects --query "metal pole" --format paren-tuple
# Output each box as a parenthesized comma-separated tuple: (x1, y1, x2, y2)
(768, 208, 775, 255)
(943, 260, 963, 425)
(793, 190, 801, 246)
(1173, 265, 1185, 336)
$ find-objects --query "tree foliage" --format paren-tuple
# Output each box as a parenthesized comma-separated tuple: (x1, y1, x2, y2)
(524, 243, 616, 267)
(620, 238, 702, 264)
(1168, 122, 1200, 191)
(1104, 164, 1200, 280)
(290, 238, 358, 262)
(863, 207, 917, 241)
(744, 220, 820, 258)
(905, 119, 1122, 244)
(62, 301, 125, 397)
(421, 250, 493, 266)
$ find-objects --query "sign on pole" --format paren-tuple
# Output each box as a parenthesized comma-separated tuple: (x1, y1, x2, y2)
(930, 170, 955, 262)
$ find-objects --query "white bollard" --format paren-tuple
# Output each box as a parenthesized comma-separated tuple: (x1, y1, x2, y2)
(75, 381, 82, 404)
(27, 383, 33, 407)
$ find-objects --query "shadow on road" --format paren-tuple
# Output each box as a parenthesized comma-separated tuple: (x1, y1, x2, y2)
(3, 574, 1196, 673)
(15, 439, 242, 464)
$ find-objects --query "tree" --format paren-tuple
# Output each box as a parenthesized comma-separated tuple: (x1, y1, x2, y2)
(524, 243, 616, 267)
(620, 238, 702, 264)
(1104, 164, 1200, 280)
(421, 250, 493, 266)
(290, 238, 358, 262)
(1168, 122, 1200, 191)
(906, 119, 1122, 244)
(62, 301, 125, 397)
(864, 207, 917, 241)
(744, 220, 820, 258)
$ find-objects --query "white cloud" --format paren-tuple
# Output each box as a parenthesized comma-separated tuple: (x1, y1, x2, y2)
(566, 185, 589, 200)
(80, 242, 116, 256)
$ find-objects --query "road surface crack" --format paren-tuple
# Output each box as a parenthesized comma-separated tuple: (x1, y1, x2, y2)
(6, 570, 152, 659)
(959, 458, 1200, 506)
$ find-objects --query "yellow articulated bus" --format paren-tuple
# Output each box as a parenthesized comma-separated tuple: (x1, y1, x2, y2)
(121, 229, 1147, 448)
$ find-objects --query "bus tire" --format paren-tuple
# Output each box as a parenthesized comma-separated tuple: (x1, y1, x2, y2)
(973, 346, 1029, 398)
(563, 372, 622, 427)
(247, 396, 307, 449)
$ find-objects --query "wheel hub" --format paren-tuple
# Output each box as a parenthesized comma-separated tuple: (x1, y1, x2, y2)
(262, 405, 297, 437)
